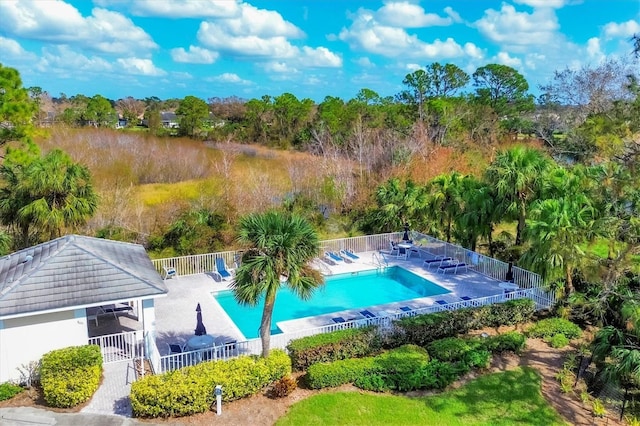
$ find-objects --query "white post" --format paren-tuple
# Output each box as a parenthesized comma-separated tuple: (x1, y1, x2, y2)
(215, 385, 222, 415)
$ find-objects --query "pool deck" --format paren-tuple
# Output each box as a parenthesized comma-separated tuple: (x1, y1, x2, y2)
(153, 251, 507, 355)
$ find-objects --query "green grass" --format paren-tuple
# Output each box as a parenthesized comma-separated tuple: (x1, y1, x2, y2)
(276, 368, 567, 426)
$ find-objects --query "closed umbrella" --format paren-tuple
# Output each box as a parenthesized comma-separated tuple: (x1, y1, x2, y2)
(195, 303, 207, 336)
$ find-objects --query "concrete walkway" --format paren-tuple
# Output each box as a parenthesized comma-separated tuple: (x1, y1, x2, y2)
(82, 361, 135, 417)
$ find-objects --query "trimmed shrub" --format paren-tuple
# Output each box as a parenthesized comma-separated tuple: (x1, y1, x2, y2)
(40, 345, 102, 408)
(413, 360, 461, 390)
(287, 327, 381, 370)
(0, 383, 23, 401)
(483, 332, 527, 354)
(526, 318, 582, 340)
(428, 337, 478, 362)
(306, 357, 378, 389)
(546, 334, 570, 348)
(354, 373, 387, 392)
(463, 349, 491, 369)
(373, 345, 431, 391)
(131, 350, 291, 418)
(387, 299, 535, 348)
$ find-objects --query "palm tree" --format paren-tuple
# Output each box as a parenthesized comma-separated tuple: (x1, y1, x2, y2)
(371, 178, 428, 233)
(231, 210, 323, 357)
(485, 146, 551, 245)
(0, 148, 98, 247)
(425, 172, 465, 242)
(457, 177, 499, 253)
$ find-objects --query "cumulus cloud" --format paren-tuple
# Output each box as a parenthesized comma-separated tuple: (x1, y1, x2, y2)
(116, 58, 166, 76)
(170, 46, 219, 64)
(0, 1, 157, 54)
(603, 20, 640, 39)
(494, 51, 522, 67)
(205, 72, 251, 84)
(0, 36, 37, 60)
(355, 57, 375, 67)
(586, 37, 606, 61)
(36, 45, 113, 74)
(95, 0, 241, 18)
(475, 4, 559, 52)
(375, 2, 455, 28)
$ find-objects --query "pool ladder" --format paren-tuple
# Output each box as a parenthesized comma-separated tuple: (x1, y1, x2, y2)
(372, 252, 388, 272)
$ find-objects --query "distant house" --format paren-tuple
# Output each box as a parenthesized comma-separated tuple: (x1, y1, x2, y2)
(0, 235, 168, 383)
(160, 112, 179, 129)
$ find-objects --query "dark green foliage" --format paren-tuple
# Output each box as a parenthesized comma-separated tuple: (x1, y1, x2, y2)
(287, 327, 382, 370)
(464, 349, 492, 369)
(0, 383, 23, 401)
(483, 332, 527, 354)
(306, 357, 378, 389)
(353, 373, 388, 392)
(428, 337, 478, 362)
(527, 317, 582, 339)
(372, 345, 431, 391)
(39, 345, 102, 408)
(412, 360, 461, 390)
(388, 299, 534, 347)
(131, 350, 290, 418)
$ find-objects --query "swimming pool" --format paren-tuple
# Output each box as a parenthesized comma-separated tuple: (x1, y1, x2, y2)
(213, 266, 449, 339)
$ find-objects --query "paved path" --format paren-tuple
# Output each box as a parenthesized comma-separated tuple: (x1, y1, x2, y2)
(0, 406, 149, 426)
(82, 361, 134, 417)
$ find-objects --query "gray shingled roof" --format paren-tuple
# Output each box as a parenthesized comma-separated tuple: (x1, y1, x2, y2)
(0, 235, 168, 318)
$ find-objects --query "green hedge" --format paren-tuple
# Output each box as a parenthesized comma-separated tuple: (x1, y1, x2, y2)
(0, 383, 23, 401)
(40, 345, 103, 408)
(306, 357, 378, 389)
(287, 327, 382, 370)
(526, 318, 582, 340)
(388, 298, 534, 347)
(483, 332, 527, 354)
(131, 350, 290, 418)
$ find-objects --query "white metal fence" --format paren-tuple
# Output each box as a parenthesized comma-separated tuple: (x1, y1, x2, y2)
(150, 231, 555, 373)
(88, 330, 143, 364)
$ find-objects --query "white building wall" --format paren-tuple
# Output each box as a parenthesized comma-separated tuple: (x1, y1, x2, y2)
(0, 309, 88, 383)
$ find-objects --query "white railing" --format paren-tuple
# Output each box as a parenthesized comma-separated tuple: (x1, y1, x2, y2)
(146, 332, 161, 374)
(89, 330, 143, 364)
(151, 250, 239, 277)
(157, 341, 240, 373)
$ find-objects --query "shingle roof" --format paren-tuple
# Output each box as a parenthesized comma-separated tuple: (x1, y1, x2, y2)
(0, 235, 168, 318)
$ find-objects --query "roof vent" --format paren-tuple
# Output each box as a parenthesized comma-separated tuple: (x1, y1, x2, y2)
(23, 255, 33, 264)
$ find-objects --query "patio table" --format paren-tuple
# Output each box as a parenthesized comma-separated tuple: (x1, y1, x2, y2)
(397, 243, 413, 260)
(187, 334, 214, 351)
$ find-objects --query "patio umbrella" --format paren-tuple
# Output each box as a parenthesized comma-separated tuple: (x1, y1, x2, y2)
(402, 223, 411, 241)
(195, 303, 207, 336)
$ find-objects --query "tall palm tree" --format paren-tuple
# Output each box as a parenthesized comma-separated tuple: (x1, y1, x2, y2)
(231, 211, 323, 357)
(485, 146, 551, 245)
(426, 172, 465, 242)
(372, 178, 428, 233)
(457, 177, 499, 253)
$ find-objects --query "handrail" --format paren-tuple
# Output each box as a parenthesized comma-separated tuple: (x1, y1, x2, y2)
(372, 252, 388, 269)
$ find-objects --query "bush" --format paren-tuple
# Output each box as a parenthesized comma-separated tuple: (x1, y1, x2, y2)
(354, 373, 388, 392)
(387, 299, 535, 348)
(271, 375, 297, 398)
(40, 345, 102, 408)
(483, 332, 527, 354)
(527, 318, 582, 339)
(413, 360, 461, 390)
(0, 383, 23, 401)
(306, 357, 378, 389)
(131, 350, 291, 418)
(287, 327, 381, 370)
(373, 345, 430, 391)
(428, 337, 478, 362)
(463, 349, 491, 369)
(546, 334, 570, 348)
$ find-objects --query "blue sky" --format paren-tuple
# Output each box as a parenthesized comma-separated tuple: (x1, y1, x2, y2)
(0, 0, 638, 103)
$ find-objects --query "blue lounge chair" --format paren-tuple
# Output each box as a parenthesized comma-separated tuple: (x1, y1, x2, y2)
(399, 306, 412, 312)
(437, 262, 468, 274)
(460, 296, 472, 301)
(325, 251, 344, 263)
(435, 300, 447, 305)
(340, 249, 360, 261)
(360, 310, 376, 318)
(332, 317, 346, 323)
(423, 256, 452, 268)
(214, 257, 233, 281)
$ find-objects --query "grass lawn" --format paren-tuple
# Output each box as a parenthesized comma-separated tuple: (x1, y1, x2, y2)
(276, 367, 567, 426)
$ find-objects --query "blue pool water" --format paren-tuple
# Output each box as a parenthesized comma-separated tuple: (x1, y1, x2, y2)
(213, 266, 449, 339)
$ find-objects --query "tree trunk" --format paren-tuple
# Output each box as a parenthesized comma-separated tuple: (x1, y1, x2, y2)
(565, 263, 574, 297)
(516, 200, 526, 246)
(488, 227, 494, 257)
(259, 292, 276, 358)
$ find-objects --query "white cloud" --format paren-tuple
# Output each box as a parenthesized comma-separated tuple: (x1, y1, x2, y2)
(170, 46, 219, 64)
(405, 63, 422, 72)
(493, 51, 522, 68)
(463, 42, 485, 59)
(300, 47, 342, 67)
(586, 37, 605, 61)
(116, 58, 166, 76)
(603, 20, 640, 39)
(0, 36, 37, 60)
(95, 0, 241, 19)
(0, 1, 157, 54)
(205, 73, 251, 84)
(36, 45, 113, 74)
(513, 0, 569, 8)
(375, 2, 454, 28)
(262, 61, 299, 74)
(339, 6, 472, 60)
(475, 4, 559, 52)
(356, 57, 375, 67)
